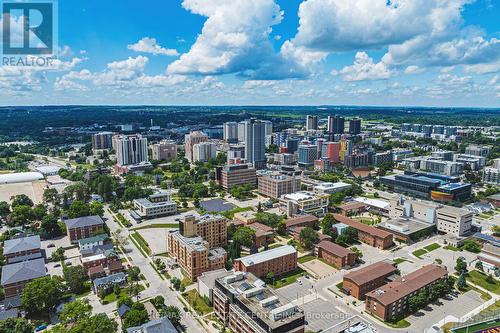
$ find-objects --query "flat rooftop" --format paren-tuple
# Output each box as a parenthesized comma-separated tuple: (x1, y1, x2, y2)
(237, 245, 296, 267)
(217, 272, 304, 330)
(378, 217, 434, 235)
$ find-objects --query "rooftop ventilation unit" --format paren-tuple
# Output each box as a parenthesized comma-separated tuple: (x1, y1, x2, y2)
(224, 272, 245, 284)
(260, 296, 279, 308)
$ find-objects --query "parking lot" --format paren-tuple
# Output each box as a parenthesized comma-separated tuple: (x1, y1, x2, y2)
(276, 278, 315, 301)
(302, 299, 352, 332)
(41, 236, 73, 258)
(407, 290, 484, 332)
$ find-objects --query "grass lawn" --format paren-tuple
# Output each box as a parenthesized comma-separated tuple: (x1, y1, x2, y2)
(298, 255, 316, 264)
(424, 243, 441, 252)
(268, 243, 284, 250)
(75, 281, 92, 298)
(368, 313, 411, 328)
(466, 270, 500, 294)
(220, 206, 253, 219)
(115, 213, 132, 228)
(444, 245, 461, 252)
(101, 284, 145, 303)
(355, 217, 376, 225)
(393, 257, 411, 265)
(182, 289, 212, 315)
(336, 282, 343, 289)
(412, 248, 428, 258)
(130, 232, 152, 256)
(268, 268, 306, 289)
(133, 223, 179, 230)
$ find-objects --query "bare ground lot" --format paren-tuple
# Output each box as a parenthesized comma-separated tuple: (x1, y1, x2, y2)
(137, 227, 174, 254)
(0, 180, 46, 204)
(301, 259, 338, 279)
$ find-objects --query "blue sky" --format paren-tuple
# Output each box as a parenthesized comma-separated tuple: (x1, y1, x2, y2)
(1, 0, 499, 107)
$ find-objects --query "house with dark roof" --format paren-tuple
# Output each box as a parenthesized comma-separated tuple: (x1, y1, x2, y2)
(126, 317, 177, 333)
(1, 258, 46, 297)
(314, 240, 356, 269)
(3, 235, 42, 264)
(93, 272, 126, 295)
(64, 215, 105, 242)
(343, 261, 398, 299)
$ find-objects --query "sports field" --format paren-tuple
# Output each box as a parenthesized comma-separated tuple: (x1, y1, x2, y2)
(452, 318, 500, 333)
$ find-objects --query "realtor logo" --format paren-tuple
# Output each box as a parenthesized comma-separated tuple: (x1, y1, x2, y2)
(2, 1, 54, 55)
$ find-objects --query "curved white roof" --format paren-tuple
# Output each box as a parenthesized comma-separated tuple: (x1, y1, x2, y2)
(0, 172, 44, 184)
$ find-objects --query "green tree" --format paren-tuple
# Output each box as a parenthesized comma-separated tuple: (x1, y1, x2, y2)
(456, 272, 467, 290)
(123, 308, 149, 330)
(52, 247, 66, 261)
(255, 212, 282, 229)
(59, 299, 92, 325)
(475, 261, 484, 271)
(21, 276, 64, 314)
(161, 305, 181, 327)
(320, 214, 335, 235)
(128, 266, 141, 281)
(72, 313, 118, 333)
(63, 265, 87, 294)
(43, 188, 60, 206)
(493, 225, 500, 237)
(33, 203, 48, 220)
(67, 200, 90, 218)
(462, 240, 481, 253)
(8, 204, 34, 226)
(40, 213, 62, 238)
(89, 201, 104, 216)
(299, 227, 319, 250)
(232, 227, 256, 248)
(455, 257, 468, 275)
(10, 194, 33, 208)
(0, 318, 33, 333)
(350, 246, 363, 260)
(0, 201, 10, 216)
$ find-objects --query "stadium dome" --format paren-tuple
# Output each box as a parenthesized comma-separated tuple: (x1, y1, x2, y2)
(0, 172, 44, 184)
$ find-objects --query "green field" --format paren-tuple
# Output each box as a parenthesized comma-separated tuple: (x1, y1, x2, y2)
(413, 243, 441, 258)
(130, 232, 152, 256)
(412, 249, 428, 258)
(452, 318, 500, 333)
(267, 268, 306, 289)
(424, 243, 441, 252)
(182, 289, 212, 315)
(466, 270, 500, 294)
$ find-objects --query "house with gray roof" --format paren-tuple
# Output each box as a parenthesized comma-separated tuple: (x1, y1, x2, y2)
(3, 235, 42, 264)
(64, 215, 105, 242)
(1, 258, 46, 297)
(126, 317, 177, 333)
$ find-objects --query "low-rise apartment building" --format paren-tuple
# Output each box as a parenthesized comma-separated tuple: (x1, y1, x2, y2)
(213, 272, 305, 333)
(215, 164, 257, 190)
(342, 261, 398, 300)
(3, 235, 42, 264)
(314, 240, 356, 269)
(1, 258, 46, 297)
(64, 215, 105, 243)
(133, 190, 177, 219)
(365, 264, 448, 321)
(233, 245, 297, 278)
(284, 214, 319, 230)
(332, 214, 394, 249)
(258, 174, 300, 199)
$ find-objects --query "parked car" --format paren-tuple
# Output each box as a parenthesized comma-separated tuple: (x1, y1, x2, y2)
(35, 324, 47, 332)
(47, 243, 55, 248)
(65, 261, 72, 266)
(54, 263, 61, 268)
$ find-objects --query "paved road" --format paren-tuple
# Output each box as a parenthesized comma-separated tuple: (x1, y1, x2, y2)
(101, 207, 212, 333)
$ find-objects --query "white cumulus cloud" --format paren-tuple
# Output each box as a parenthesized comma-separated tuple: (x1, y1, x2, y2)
(127, 37, 179, 56)
(335, 52, 394, 81)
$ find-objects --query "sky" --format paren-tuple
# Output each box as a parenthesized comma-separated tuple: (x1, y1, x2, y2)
(1, 0, 500, 107)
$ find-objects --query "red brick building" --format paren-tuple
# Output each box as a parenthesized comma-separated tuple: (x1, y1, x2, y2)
(247, 222, 274, 248)
(342, 261, 398, 299)
(1, 258, 46, 297)
(233, 245, 297, 278)
(314, 240, 356, 268)
(333, 214, 393, 249)
(64, 215, 105, 243)
(365, 264, 448, 321)
(285, 214, 319, 229)
(3, 235, 42, 264)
